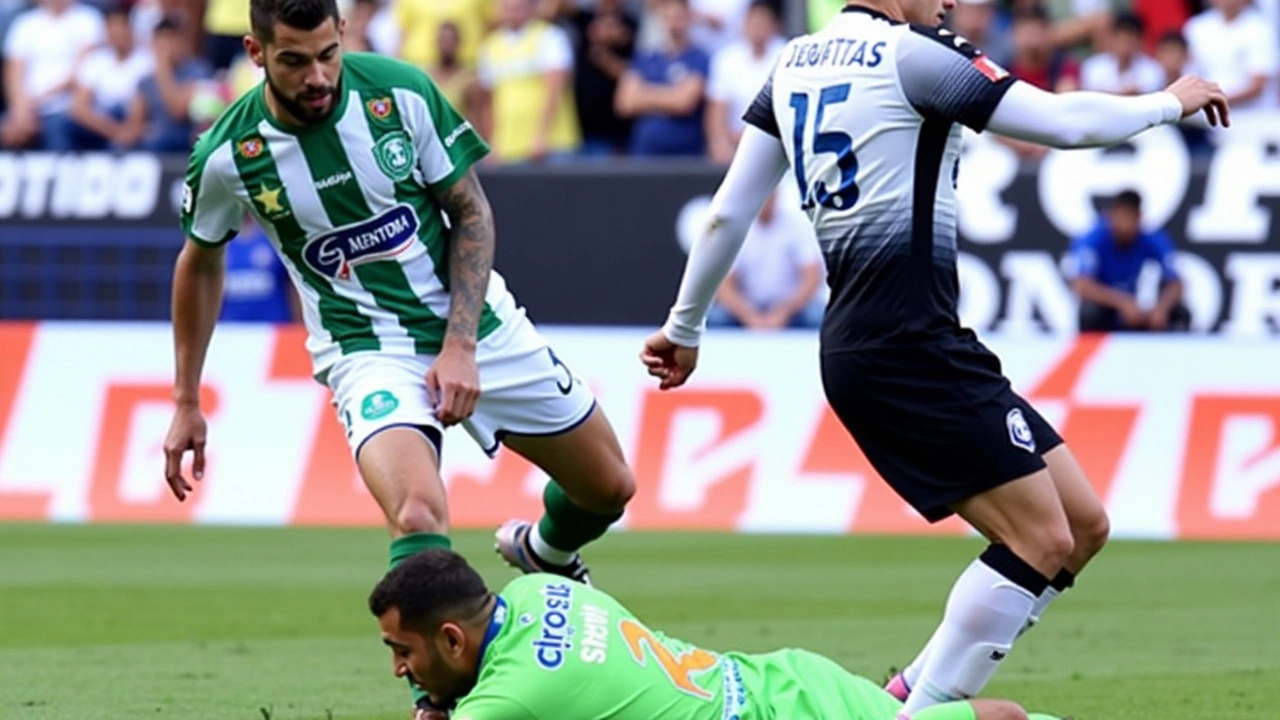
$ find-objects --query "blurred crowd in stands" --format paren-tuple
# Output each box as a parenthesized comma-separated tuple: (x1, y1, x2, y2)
(0, 0, 1275, 160)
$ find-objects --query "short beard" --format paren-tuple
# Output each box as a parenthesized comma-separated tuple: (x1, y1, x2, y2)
(264, 66, 339, 126)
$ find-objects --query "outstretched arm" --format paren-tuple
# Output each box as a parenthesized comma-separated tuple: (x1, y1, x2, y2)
(987, 81, 1185, 148)
(661, 125, 789, 346)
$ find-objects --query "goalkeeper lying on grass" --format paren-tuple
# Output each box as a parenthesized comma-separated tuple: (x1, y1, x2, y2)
(369, 549, 1067, 720)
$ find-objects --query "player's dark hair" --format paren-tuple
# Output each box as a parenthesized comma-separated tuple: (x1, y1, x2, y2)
(1110, 189, 1142, 211)
(250, 0, 340, 44)
(154, 15, 184, 34)
(747, 0, 780, 19)
(368, 549, 493, 634)
(1156, 30, 1187, 50)
(1113, 12, 1144, 36)
(102, 2, 131, 22)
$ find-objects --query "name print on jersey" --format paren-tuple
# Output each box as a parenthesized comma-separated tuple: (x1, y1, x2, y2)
(784, 38, 886, 70)
(580, 604, 610, 664)
(302, 204, 419, 280)
(533, 582, 575, 671)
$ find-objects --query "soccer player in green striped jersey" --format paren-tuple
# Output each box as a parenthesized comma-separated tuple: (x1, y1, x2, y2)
(369, 549, 1071, 720)
(160, 0, 635, 714)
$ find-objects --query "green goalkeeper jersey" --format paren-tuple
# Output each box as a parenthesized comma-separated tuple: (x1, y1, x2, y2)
(456, 574, 896, 720)
(180, 52, 510, 377)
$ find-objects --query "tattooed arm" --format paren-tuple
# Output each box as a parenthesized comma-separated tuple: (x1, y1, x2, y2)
(436, 168, 496, 349)
(425, 168, 496, 425)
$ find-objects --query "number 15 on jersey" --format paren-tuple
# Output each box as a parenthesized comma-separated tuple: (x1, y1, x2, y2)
(787, 82, 859, 211)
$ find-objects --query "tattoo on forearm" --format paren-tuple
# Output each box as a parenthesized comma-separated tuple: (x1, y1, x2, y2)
(437, 169, 494, 342)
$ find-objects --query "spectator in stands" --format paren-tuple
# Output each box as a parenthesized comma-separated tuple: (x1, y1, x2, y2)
(220, 217, 301, 324)
(1064, 190, 1191, 333)
(135, 16, 213, 151)
(1184, 0, 1280, 127)
(1152, 30, 1212, 155)
(478, 0, 580, 163)
(202, 0, 249, 71)
(948, 0, 1012, 68)
(689, 0, 752, 54)
(0, 0, 105, 150)
(707, 186, 826, 331)
(1042, 0, 1115, 57)
(70, 4, 152, 150)
(1080, 12, 1164, 95)
(704, 0, 784, 164)
(395, 0, 491, 72)
(344, 0, 400, 56)
(560, 0, 638, 157)
(615, 0, 709, 157)
(1009, 5, 1080, 92)
(428, 22, 481, 129)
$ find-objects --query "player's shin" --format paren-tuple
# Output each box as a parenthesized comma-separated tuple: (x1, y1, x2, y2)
(900, 545, 1049, 715)
(534, 481, 622, 563)
(1019, 569, 1075, 636)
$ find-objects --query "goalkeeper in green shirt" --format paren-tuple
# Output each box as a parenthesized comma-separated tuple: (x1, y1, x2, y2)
(369, 550, 1068, 720)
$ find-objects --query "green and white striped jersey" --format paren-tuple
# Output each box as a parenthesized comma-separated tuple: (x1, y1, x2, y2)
(181, 52, 511, 376)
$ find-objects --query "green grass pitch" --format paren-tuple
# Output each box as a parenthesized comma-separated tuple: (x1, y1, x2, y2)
(1, 524, 1276, 719)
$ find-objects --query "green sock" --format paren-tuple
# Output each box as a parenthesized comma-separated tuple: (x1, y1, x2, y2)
(535, 481, 622, 554)
(388, 533, 450, 708)
(389, 532, 451, 568)
(908, 701, 978, 720)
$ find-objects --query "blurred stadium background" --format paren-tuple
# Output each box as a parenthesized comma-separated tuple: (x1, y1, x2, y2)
(1, 0, 1278, 718)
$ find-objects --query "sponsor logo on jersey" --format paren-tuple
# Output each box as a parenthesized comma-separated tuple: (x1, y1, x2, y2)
(367, 97, 393, 120)
(533, 582, 574, 670)
(238, 138, 265, 159)
(721, 657, 747, 720)
(373, 131, 416, 182)
(443, 121, 473, 150)
(316, 170, 353, 191)
(1006, 408, 1036, 453)
(302, 203, 419, 280)
(973, 55, 1009, 82)
(360, 390, 399, 420)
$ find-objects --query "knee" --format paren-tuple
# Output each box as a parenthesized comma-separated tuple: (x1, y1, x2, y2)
(1006, 521, 1075, 575)
(392, 495, 449, 536)
(1072, 507, 1111, 559)
(595, 468, 636, 514)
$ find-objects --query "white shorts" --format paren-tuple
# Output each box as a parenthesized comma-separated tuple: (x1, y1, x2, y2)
(325, 315, 596, 459)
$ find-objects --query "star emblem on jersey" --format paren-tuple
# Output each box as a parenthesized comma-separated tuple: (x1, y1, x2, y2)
(252, 184, 286, 215)
(361, 390, 399, 420)
(367, 97, 393, 120)
(1006, 408, 1036, 453)
(238, 137, 264, 159)
(373, 131, 416, 182)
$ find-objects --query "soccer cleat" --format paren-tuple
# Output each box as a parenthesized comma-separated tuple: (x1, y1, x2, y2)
(494, 519, 593, 586)
(885, 672, 911, 702)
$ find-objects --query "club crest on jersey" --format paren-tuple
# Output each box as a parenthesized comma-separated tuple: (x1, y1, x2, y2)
(373, 131, 416, 182)
(1006, 408, 1036, 453)
(367, 97, 393, 120)
(973, 55, 1009, 82)
(302, 204, 419, 280)
(238, 137, 264, 158)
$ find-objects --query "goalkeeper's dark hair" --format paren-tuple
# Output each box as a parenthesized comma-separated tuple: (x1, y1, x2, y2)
(250, 0, 340, 44)
(368, 549, 493, 633)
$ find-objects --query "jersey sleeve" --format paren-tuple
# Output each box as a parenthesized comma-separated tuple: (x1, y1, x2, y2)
(896, 25, 1016, 132)
(401, 72, 490, 192)
(1149, 231, 1181, 283)
(180, 136, 242, 247)
(453, 695, 540, 720)
(741, 66, 780, 138)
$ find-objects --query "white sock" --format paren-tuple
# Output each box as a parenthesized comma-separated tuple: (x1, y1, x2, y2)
(528, 525, 575, 565)
(1020, 585, 1061, 637)
(900, 557, 1040, 715)
(904, 582, 1063, 689)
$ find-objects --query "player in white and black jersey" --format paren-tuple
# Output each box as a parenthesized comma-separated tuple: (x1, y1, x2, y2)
(640, 0, 1229, 717)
